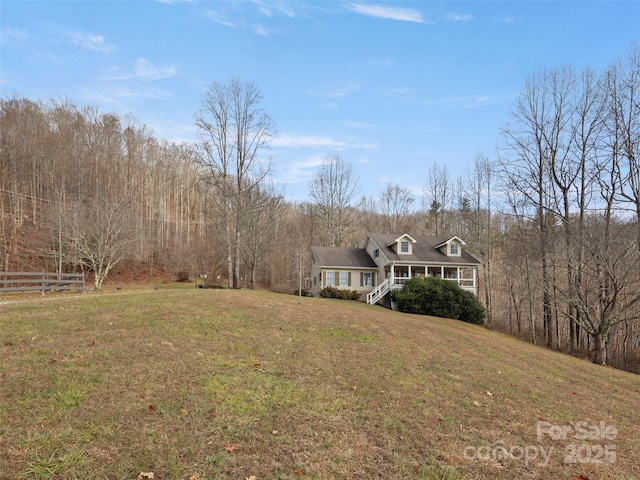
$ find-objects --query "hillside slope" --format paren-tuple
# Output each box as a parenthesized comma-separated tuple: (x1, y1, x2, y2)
(1, 286, 638, 479)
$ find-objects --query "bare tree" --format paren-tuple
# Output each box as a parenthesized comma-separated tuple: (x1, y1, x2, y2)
(499, 67, 576, 348)
(309, 153, 360, 247)
(239, 183, 285, 289)
(605, 45, 640, 247)
(422, 163, 451, 235)
(378, 184, 415, 233)
(58, 195, 139, 289)
(465, 152, 494, 323)
(195, 78, 275, 288)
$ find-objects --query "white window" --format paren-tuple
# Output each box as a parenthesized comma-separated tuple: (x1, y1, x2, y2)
(400, 241, 409, 253)
(363, 272, 372, 286)
(326, 271, 335, 286)
(374, 248, 379, 258)
(450, 243, 459, 255)
(340, 272, 349, 286)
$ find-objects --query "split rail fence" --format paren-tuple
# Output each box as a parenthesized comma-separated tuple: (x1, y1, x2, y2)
(0, 272, 85, 295)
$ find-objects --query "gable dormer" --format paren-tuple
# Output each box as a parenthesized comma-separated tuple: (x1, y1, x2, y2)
(387, 234, 417, 255)
(435, 236, 465, 257)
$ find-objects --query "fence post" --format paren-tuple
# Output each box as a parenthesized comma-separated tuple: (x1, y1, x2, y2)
(41, 271, 46, 296)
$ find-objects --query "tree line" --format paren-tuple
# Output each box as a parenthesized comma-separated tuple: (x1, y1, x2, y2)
(1, 47, 638, 372)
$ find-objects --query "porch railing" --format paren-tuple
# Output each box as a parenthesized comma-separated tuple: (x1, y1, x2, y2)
(366, 278, 391, 305)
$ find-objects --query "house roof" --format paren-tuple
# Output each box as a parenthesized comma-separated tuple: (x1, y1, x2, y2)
(366, 233, 480, 265)
(311, 246, 377, 269)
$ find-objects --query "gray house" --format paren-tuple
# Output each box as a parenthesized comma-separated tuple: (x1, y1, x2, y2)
(309, 233, 480, 306)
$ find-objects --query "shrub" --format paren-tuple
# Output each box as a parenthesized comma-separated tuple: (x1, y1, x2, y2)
(392, 277, 485, 325)
(319, 286, 361, 301)
(176, 271, 190, 282)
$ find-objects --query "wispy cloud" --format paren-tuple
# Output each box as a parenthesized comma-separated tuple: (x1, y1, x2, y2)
(426, 95, 492, 109)
(272, 133, 348, 148)
(134, 58, 176, 80)
(380, 87, 409, 97)
(494, 13, 516, 25)
(251, 23, 270, 36)
(347, 3, 427, 23)
(368, 58, 394, 67)
(273, 153, 327, 186)
(80, 84, 173, 105)
(1, 26, 29, 45)
(67, 31, 115, 53)
(341, 120, 375, 129)
(305, 85, 359, 98)
(204, 10, 235, 28)
(253, 0, 300, 18)
(445, 13, 473, 22)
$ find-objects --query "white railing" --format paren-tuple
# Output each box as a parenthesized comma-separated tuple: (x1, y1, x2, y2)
(366, 278, 391, 304)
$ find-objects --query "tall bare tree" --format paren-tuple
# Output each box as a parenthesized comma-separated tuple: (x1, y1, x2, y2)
(422, 163, 451, 235)
(605, 45, 640, 248)
(378, 184, 415, 233)
(195, 78, 275, 288)
(465, 153, 494, 323)
(309, 153, 360, 247)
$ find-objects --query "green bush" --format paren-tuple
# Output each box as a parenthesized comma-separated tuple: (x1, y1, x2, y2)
(391, 277, 485, 325)
(319, 286, 361, 300)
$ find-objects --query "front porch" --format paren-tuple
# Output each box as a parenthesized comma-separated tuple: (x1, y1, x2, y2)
(366, 264, 477, 305)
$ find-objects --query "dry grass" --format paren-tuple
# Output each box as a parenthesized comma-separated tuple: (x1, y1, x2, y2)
(1, 285, 639, 480)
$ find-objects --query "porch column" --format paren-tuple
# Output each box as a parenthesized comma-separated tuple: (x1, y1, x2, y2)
(473, 267, 477, 293)
(408, 265, 412, 278)
(457, 266, 461, 286)
(440, 266, 444, 278)
(390, 264, 395, 283)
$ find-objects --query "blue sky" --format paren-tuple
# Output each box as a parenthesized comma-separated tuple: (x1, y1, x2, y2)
(1, 1, 639, 203)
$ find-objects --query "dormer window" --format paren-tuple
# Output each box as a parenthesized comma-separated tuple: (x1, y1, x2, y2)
(388, 234, 416, 255)
(450, 243, 459, 255)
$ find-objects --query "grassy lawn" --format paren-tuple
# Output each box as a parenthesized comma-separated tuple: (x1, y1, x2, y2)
(1, 285, 639, 479)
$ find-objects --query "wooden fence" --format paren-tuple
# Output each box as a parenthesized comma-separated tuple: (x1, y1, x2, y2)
(0, 272, 85, 294)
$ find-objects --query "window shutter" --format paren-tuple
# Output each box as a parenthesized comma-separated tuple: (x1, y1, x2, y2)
(335, 271, 339, 286)
(360, 272, 363, 286)
(348, 272, 352, 286)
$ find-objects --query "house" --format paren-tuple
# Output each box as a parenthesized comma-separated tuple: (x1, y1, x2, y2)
(309, 233, 480, 307)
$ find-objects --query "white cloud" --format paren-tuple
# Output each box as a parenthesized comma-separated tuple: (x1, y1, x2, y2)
(1, 26, 29, 45)
(368, 58, 394, 67)
(426, 95, 492, 109)
(445, 13, 473, 22)
(494, 13, 516, 25)
(253, 0, 299, 18)
(379, 87, 409, 97)
(134, 58, 177, 80)
(80, 85, 172, 105)
(67, 31, 115, 53)
(341, 120, 375, 129)
(251, 23, 270, 36)
(347, 3, 427, 23)
(272, 133, 347, 148)
(273, 153, 327, 186)
(305, 85, 359, 98)
(204, 10, 235, 28)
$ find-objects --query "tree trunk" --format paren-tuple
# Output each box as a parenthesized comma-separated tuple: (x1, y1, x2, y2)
(593, 331, 607, 365)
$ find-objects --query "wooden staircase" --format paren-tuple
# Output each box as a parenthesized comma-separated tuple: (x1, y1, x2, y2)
(366, 278, 391, 305)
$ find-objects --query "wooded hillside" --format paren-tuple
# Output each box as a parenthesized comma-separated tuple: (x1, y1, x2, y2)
(2, 47, 639, 372)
